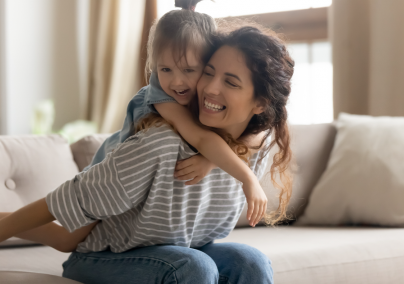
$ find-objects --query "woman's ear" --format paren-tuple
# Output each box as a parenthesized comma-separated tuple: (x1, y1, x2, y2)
(252, 99, 265, 115)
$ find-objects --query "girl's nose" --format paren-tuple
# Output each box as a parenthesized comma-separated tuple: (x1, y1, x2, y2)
(171, 73, 186, 86)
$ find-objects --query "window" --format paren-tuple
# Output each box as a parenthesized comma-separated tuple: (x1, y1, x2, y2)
(287, 41, 333, 124)
(158, 0, 331, 18)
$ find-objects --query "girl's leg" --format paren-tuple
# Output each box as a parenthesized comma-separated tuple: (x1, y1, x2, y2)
(62, 245, 219, 284)
(197, 242, 274, 284)
(0, 212, 98, 252)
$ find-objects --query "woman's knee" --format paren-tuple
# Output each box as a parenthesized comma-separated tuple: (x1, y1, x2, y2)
(172, 248, 219, 283)
(199, 242, 273, 283)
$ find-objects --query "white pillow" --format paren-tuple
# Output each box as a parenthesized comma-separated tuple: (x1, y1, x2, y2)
(296, 113, 404, 226)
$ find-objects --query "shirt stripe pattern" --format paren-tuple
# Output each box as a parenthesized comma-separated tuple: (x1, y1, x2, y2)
(46, 125, 269, 253)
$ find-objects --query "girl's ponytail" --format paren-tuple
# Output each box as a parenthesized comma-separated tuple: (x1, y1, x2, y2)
(175, 0, 203, 10)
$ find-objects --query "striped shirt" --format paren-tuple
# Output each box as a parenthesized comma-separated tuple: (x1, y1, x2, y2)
(46, 125, 269, 253)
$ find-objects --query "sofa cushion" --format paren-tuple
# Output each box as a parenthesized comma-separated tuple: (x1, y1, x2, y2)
(0, 135, 79, 247)
(216, 226, 404, 284)
(297, 113, 404, 226)
(236, 123, 336, 227)
(70, 134, 111, 172)
(0, 245, 69, 276)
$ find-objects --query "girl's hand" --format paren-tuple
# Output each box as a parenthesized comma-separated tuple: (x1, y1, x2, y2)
(242, 177, 268, 227)
(174, 154, 216, 185)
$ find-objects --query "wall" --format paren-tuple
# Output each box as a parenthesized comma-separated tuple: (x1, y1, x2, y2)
(0, 0, 82, 135)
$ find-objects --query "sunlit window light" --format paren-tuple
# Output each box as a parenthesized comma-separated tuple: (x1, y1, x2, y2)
(157, 0, 332, 19)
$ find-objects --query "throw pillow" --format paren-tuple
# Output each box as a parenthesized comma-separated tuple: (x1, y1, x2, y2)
(296, 113, 404, 226)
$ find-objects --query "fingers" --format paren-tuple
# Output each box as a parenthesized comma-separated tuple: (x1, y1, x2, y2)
(250, 204, 259, 227)
(175, 159, 193, 171)
(175, 171, 196, 181)
(175, 166, 194, 177)
(253, 204, 265, 227)
(185, 176, 202, 185)
(247, 202, 254, 223)
(248, 201, 267, 227)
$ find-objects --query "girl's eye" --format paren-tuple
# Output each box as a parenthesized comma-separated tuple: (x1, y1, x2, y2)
(161, 68, 171, 72)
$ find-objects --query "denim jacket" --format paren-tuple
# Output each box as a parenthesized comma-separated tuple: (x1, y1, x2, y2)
(83, 73, 175, 171)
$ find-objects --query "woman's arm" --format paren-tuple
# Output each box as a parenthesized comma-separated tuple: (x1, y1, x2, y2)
(155, 102, 267, 226)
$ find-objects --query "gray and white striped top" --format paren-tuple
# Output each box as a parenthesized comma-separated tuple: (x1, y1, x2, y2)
(46, 125, 269, 253)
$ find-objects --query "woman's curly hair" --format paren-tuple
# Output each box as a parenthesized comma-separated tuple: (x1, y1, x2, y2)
(211, 24, 295, 225)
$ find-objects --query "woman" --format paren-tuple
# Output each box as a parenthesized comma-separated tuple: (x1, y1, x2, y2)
(1, 25, 294, 284)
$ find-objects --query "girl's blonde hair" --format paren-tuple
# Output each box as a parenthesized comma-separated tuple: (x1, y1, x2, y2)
(145, 8, 216, 82)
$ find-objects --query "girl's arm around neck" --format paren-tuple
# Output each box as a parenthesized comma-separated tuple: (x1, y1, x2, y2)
(155, 102, 268, 227)
(0, 198, 55, 243)
(155, 102, 257, 184)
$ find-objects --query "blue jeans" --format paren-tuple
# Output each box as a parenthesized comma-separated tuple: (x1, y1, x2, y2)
(62, 242, 273, 284)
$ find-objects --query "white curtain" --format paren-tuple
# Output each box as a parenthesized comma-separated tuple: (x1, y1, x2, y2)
(331, 0, 404, 118)
(85, 0, 147, 133)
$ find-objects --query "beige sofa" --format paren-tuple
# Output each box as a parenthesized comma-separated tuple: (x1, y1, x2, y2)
(1, 123, 404, 284)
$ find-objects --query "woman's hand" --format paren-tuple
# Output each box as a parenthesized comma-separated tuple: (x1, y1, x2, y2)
(243, 177, 268, 227)
(174, 154, 216, 185)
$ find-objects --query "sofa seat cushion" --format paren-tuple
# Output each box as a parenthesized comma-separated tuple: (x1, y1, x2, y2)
(0, 245, 69, 276)
(216, 226, 404, 284)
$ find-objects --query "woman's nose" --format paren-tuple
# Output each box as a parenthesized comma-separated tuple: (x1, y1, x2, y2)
(204, 78, 221, 96)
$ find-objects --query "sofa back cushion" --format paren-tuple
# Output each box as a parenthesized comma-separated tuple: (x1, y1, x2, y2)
(236, 123, 337, 227)
(70, 134, 111, 172)
(0, 135, 79, 246)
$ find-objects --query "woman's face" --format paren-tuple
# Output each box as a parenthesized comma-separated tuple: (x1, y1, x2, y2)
(197, 45, 263, 138)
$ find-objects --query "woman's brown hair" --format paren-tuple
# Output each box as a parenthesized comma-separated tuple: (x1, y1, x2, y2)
(212, 26, 295, 225)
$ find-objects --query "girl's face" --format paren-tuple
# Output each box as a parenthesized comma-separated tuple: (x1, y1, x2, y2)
(157, 46, 204, 106)
(197, 45, 264, 138)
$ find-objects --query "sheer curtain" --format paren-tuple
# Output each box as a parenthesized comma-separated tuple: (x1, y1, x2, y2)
(84, 0, 156, 134)
(331, 0, 404, 117)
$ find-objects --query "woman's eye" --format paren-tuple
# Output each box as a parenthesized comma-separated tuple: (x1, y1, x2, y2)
(204, 71, 213, 76)
(184, 69, 194, 73)
(226, 80, 238, 87)
(161, 68, 170, 72)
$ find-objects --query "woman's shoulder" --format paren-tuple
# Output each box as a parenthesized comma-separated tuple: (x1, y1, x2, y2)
(124, 125, 181, 145)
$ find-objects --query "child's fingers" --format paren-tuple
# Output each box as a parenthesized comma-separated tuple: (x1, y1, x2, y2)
(175, 172, 196, 181)
(250, 205, 259, 227)
(185, 176, 202, 185)
(175, 159, 193, 171)
(254, 204, 265, 226)
(247, 202, 254, 222)
(174, 167, 194, 177)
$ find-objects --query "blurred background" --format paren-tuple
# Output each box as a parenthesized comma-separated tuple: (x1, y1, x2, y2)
(0, 0, 403, 142)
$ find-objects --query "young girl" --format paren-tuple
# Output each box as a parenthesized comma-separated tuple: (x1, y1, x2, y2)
(0, 0, 267, 252)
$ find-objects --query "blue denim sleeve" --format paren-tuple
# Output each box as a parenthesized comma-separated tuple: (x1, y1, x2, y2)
(146, 72, 176, 110)
(82, 73, 175, 172)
